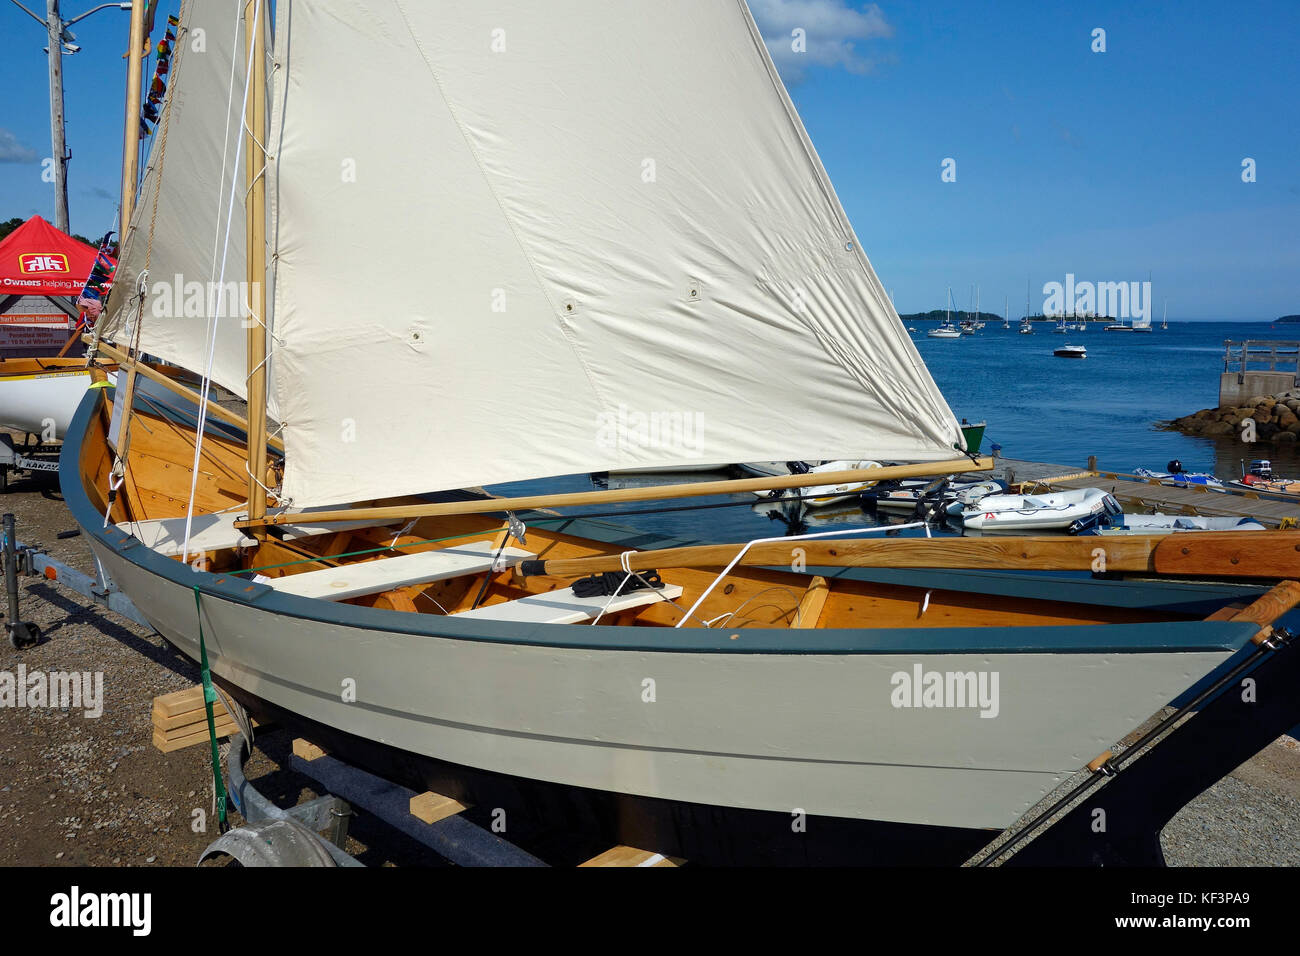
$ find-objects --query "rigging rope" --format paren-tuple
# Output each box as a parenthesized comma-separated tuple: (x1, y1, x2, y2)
(180, 0, 264, 564)
(193, 589, 229, 833)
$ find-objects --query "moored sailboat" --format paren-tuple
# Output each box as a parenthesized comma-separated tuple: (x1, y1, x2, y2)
(60, 0, 1300, 865)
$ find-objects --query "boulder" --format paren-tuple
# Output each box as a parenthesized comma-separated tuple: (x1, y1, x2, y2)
(1201, 421, 1234, 437)
(1257, 421, 1280, 439)
(1277, 431, 1298, 443)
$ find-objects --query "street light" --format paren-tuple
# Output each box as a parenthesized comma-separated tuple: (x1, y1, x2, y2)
(9, 1, 133, 234)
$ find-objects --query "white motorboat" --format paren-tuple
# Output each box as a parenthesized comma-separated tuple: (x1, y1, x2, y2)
(1053, 344, 1086, 358)
(948, 486, 1121, 532)
(752, 459, 885, 506)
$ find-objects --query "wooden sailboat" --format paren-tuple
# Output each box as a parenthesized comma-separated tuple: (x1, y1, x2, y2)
(61, 0, 1300, 865)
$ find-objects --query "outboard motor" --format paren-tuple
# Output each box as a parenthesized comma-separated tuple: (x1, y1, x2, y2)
(1250, 459, 1273, 479)
(1167, 459, 1184, 475)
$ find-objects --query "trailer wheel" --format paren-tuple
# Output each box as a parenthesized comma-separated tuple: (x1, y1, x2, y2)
(7, 621, 41, 649)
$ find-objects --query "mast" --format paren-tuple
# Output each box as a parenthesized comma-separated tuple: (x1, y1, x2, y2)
(118, 0, 147, 242)
(242, 0, 269, 532)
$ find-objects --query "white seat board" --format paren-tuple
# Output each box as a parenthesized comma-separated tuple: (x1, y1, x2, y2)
(454, 584, 683, 624)
(267, 541, 534, 601)
(120, 508, 384, 557)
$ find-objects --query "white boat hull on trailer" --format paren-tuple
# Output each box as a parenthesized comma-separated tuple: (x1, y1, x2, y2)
(76, 479, 1241, 833)
(0, 366, 93, 439)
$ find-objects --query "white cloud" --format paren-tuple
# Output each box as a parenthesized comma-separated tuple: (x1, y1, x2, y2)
(748, 0, 894, 81)
(0, 128, 39, 164)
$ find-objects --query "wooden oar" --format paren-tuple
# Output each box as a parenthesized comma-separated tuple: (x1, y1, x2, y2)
(233, 457, 994, 529)
(515, 531, 1300, 581)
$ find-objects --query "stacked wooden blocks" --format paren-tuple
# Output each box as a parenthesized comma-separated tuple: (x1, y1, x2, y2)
(151, 686, 242, 753)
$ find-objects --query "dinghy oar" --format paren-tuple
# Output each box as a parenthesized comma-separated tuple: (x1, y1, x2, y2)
(235, 457, 994, 529)
(517, 531, 1300, 580)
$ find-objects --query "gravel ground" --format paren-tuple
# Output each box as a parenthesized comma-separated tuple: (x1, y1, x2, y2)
(0, 455, 1297, 867)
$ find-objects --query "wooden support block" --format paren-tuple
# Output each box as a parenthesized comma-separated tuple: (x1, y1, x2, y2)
(152, 686, 206, 718)
(792, 575, 829, 629)
(409, 790, 471, 825)
(580, 845, 684, 867)
(151, 719, 239, 754)
(152, 701, 231, 732)
(292, 738, 328, 761)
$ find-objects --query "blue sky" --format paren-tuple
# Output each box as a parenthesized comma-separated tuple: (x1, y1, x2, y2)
(1, 0, 1296, 319)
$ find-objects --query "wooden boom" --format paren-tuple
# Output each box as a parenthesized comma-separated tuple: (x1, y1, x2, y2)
(233, 457, 994, 528)
(517, 531, 1300, 581)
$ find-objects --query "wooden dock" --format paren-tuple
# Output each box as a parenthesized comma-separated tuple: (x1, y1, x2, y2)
(990, 457, 1300, 527)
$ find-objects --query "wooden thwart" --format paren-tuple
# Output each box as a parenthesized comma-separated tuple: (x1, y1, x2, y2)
(234, 457, 995, 529)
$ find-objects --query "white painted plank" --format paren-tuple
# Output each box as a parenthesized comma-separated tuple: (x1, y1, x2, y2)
(268, 541, 534, 601)
(454, 584, 682, 624)
(120, 508, 388, 557)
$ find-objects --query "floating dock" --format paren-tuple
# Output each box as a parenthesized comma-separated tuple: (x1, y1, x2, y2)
(993, 457, 1300, 527)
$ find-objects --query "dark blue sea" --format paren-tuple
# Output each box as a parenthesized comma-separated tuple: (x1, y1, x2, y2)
(493, 320, 1293, 542)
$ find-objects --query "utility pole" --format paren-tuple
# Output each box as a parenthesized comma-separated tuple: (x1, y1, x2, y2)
(10, 1, 133, 235)
(45, 0, 69, 233)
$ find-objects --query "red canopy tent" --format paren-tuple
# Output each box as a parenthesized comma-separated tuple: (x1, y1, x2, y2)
(0, 216, 113, 296)
(0, 217, 116, 357)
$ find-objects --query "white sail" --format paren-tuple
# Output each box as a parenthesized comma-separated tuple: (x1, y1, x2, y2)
(268, 0, 963, 508)
(102, 0, 269, 406)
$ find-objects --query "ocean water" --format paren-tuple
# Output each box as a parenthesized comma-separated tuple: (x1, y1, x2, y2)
(914, 319, 1299, 477)
(493, 320, 1295, 542)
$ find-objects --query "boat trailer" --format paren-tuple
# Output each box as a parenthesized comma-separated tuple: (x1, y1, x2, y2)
(4, 511, 1300, 865)
(0, 433, 60, 492)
